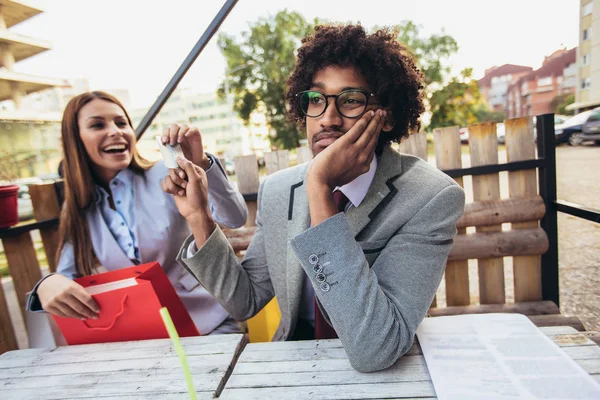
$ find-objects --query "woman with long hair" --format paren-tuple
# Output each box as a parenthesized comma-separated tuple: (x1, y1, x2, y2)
(27, 91, 248, 335)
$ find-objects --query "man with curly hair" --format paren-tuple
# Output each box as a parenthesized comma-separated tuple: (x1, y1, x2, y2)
(166, 23, 465, 372)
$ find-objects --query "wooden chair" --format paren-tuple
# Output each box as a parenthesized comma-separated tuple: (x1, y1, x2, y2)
(0, 181, 63, 353)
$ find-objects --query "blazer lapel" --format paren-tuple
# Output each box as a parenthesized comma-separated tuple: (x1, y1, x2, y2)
(346, 146, 403, 236)
(285, 164, 311, 324)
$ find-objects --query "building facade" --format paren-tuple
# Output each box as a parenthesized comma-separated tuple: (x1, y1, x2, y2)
(0, 0, 66, 180)
(130, 89, 271, 163)
(478, 64, 533, 112)
(506, 48, 577, 119)
(569, 0, 600, 112)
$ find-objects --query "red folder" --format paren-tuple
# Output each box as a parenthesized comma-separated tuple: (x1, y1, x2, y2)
(53, 262, 200, 345)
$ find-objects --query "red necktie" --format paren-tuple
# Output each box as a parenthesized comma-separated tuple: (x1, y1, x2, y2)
(314, 190, 349, 339)
(332, 190, 350, 213)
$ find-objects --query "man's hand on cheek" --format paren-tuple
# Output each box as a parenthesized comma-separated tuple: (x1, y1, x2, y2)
(307, 109, 386, 191)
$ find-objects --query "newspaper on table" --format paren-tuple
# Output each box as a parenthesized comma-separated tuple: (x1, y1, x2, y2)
(416, 313, 600, 400)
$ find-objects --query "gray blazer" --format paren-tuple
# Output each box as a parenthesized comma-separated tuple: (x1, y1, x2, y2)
(178, 145, 465, 371)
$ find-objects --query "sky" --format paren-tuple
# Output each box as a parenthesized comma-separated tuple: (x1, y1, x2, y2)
(11, 0, 580, 110)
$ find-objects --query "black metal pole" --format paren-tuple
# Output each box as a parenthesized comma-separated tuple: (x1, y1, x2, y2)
(555, 200, 600, 224)
(135, 0, 239, 139)
(537, 113, 560, 307)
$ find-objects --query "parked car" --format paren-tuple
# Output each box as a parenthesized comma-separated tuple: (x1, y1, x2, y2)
(531, 115, 575, 144)
(554, 109, 594, 145)
(12, 176, 60, 221)
(497, 122, 505, 144)
(459, 127, 469, 144)
(554, 115, 569, 125)
(459, 124, 505, 144)
(224, 159, 235, 176)
(17, 185, 34, 221)
(569, 108, 600, 146)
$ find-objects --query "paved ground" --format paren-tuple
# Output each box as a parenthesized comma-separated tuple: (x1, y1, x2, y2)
(3, 145, 600, 349)
(554, 145, 600, 331)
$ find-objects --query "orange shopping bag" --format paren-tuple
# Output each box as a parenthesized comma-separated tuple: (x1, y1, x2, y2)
(53, 262, 199, 345)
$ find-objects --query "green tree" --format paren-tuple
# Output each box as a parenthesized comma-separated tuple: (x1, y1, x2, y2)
(217, 10, 318, 149)
(429, 68, 484, 129)
(474, 107, 505, 123)
(393, 21, 459, 88)
(219, 13, 460, 147)
(556, 94, 575, 116)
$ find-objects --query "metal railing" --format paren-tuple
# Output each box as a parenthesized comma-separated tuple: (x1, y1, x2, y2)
(437, 114, 600, 307)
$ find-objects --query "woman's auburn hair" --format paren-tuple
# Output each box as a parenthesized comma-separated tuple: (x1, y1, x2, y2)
(57, 91, 154, 277)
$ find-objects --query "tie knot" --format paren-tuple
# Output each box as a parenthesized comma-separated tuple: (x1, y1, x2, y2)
(332, 190, 349, 212)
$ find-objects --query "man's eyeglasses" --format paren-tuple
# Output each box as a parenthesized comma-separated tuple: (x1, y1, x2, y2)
(296, 89, 378, 119)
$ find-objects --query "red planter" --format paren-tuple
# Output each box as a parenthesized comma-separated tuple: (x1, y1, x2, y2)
(0, 185, 19, 229)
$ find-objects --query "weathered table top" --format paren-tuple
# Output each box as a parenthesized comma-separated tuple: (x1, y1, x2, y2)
(0, 333, 246, 400)
(219, 326, 600, 400)
(1, 327, 598, 399)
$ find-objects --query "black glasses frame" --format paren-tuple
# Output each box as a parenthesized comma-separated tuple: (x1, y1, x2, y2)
(295, 89, 378, 119)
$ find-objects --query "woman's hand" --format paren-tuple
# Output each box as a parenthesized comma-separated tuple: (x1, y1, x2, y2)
(37, 274, 100, 320)
(161, 123, 211, 170)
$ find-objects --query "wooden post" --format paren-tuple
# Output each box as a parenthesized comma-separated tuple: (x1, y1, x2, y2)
(0, 280, 18, 354)
(264, 150, 290, 175)
(234, 155, 260, 228)
(434, 126, 470, 306)
(264, 152, 278, 175)
(468, 123, 505, 304)
(505, 117, 542, 302)
(3, 232, 43, 320)
(28, 183, 61, 273)
(296, 147, 313, 165)
(398, 131, 428, 160)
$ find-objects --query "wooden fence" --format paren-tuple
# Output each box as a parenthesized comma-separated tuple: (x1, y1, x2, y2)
(0, 116, 580, 354)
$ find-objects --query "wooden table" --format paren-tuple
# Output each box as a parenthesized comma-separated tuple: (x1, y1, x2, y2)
(0, 333, 246, 400)
(220, 326, 600, 399)
(0, 327, 598, 399)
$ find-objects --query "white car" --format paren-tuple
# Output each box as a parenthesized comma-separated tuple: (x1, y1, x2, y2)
(459, 124, 505, 144)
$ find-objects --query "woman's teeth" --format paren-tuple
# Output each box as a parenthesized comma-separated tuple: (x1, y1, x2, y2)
(103, 144, 127, 153)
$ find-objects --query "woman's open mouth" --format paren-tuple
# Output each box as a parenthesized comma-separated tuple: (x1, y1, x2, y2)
(102, 143, 129, 155)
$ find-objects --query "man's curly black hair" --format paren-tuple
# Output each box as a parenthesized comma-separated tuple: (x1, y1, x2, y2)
(286, 23, 425, 148)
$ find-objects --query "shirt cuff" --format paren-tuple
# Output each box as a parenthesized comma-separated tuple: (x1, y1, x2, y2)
(204, 153, 215, 172)
(187, 240, 199, 258)
(27, 273, 57, 313)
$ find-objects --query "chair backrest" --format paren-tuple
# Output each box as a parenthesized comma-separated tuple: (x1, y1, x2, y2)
(0, 180, 63, 354)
